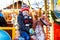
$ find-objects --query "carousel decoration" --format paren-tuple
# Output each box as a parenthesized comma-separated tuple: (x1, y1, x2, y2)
(51, 0, 60, 24)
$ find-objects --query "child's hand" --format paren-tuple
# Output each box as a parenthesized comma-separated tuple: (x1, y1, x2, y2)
(15, 30, 20, 38)
(31, 35, 37, 40)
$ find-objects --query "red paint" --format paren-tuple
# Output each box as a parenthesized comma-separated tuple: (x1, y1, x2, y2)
(54, 23, 60, 40)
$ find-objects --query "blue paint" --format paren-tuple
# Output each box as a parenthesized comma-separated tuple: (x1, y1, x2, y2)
(54, 10, 60, 18)
(0, 13, 3, 17)
(0, 30, 11, 40)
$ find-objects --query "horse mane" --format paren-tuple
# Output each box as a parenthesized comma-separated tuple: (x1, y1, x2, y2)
(32, 19, 43, 30)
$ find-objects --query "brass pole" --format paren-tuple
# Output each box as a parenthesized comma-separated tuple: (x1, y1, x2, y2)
(22, 0, 23, 5)
(45, 0, 51, 40)
(51, 0, 54, 40)
(51, 0, 54, 11)
(17, 0, 18, 9)
(28, 0, 32, 9)
(45, 0, 47, 14)
(13, 0, 14, 9)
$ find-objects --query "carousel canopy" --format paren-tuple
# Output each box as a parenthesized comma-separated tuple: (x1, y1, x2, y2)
(0, 0, 18, 9)
(0, 0, 50, 10)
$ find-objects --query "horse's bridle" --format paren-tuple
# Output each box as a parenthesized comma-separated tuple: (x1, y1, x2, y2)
(40, 18, 48, 26)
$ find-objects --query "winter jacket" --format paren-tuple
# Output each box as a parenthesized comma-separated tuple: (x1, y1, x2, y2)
(17, 11, 33, 33)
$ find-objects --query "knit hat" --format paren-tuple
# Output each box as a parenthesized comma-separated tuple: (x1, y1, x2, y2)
(20, 4, 29, 12)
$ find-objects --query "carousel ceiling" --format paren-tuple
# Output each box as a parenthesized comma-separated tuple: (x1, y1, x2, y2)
(0, 0, 18, 9)
(0, 0, 50, 10)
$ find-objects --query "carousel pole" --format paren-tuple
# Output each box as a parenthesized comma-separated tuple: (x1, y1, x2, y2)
(13, 0, 14, 9)
(51, 0, 54, 11)
(22, 0, 23, 6)
(17, 0, 18, 9)
(51, 0, 54, 40)
(28, 0, 32, 9)
(45, 0, 51, 40)
(45, 0, 47, 13)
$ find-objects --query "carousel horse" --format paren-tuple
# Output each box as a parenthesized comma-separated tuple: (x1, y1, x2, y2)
(31, 13, 51, 40)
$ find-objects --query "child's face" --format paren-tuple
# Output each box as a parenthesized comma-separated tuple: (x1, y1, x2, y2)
(22, 10, 29, 15)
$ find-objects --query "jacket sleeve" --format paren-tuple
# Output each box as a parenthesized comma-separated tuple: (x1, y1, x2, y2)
(17, 14, 26, 31)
